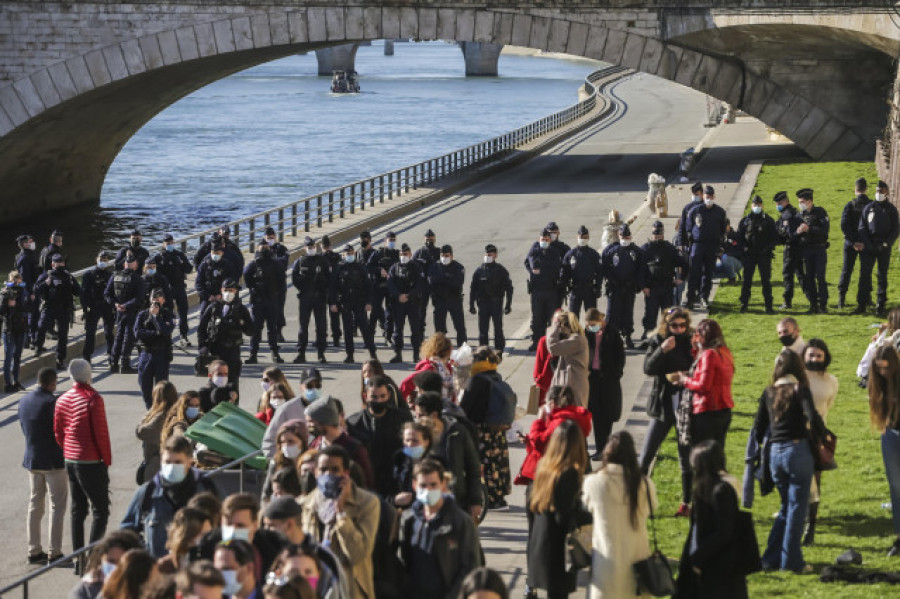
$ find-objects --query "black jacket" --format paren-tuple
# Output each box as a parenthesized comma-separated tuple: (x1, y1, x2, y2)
(433, 416, 483, 509)
(18, 387, 65, 470)
(586, 323, 625, 420)
(345, 405, 412, 497)
(643, 332, 694, 420)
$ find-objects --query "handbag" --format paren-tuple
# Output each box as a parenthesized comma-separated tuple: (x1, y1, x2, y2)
(566, 522, 593, 571)
(810, 427, 837, 471)
(633, 479, 676, 597)
(526, 384, 541, 415)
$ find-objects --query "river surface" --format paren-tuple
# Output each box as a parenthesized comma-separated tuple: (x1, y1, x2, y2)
(3, 42, 601, 270)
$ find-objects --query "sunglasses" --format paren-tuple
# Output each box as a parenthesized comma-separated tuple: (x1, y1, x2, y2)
(669, 322, 687, 330)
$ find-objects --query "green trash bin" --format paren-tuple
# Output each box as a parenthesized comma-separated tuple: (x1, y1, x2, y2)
(185, 402, 268, 470)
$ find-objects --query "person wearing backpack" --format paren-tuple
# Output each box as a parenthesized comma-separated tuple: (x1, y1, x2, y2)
(461, 346, 515, 510)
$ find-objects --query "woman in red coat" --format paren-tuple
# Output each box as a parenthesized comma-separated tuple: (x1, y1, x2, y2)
(517, 385, 592, 484)
(532, 336, 555, 406)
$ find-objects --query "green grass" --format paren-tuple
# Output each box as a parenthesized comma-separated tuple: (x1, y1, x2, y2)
(650, 160, 900, 597)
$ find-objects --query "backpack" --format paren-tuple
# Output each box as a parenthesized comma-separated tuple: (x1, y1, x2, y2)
(481, 372, 517, 426)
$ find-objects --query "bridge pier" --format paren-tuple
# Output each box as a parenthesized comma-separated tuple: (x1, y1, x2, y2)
(315, 44, 360, 76)
(459, 42, 503, 77)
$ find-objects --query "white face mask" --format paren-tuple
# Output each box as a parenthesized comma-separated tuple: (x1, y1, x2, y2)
(703, 198, 713, 207)
(440, 256, 451, 265)
(876, 192, 888, 202)
(798, 202, 809, 213)
(307, 247, 318, 256)
(751, 206, 762, 214)
(222, 291, 235, 302)
(399, 255, 410, 264)
(282, 444, 301, 460)
(483, 255, 494, 264)
(550, 233, 559, 242)
(266, 238, 276, 246)
(26, 242, 35, 251)
(577, 238, 589, 247)
(270, 397, 285, 409)
(261, 381, 271, 392)
(212, 375, 228, 388)
(620, 239, 632, 247)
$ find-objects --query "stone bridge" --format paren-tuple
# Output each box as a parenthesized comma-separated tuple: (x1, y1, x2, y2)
(0, 1, 897, 221)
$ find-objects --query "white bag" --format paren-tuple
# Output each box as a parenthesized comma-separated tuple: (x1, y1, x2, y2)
(453, 342, 473, 367)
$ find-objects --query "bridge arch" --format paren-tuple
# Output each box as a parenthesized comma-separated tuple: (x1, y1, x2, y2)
(0, 7, 881, 220)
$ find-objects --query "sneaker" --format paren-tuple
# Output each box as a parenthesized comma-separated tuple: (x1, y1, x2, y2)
(675, 502, 691, 518)
(27, 551, 48, 564)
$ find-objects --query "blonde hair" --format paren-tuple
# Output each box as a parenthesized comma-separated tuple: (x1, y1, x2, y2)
(161, 391, 201, 446)
(556, 310, 583, 335)
(608, 209, 620, 224)
(7, 270, 20, 282)
(420, 332, 452, 360)
(656, 307, 693, 337)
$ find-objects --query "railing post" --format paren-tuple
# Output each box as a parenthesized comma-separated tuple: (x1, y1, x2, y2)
(404, 167, 410, 193)
(339, 188, 345, 218)
(317, 196, 323, 228)
(248, 218, 256, 253)
(370, 179, 376, 207)
(293, 204, 299, 236)
(277, 209, 284, 240)
(388, 172, 393, 200)
(380, 175, 385, 203)
(328, 191, 335, 223)
(303, 200, 310, 233)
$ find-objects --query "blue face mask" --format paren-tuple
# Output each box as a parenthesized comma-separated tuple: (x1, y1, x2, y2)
(185, 406, 200, 420)
(416, 488, 443, 507)
(403, 445, 426, 460)
(165, 244, 175, 252)
(776, 204, 785, 213)
(160, 463, 187, 484)
(538, 241, 550, 249)
(221, 569, 241, 596)
(344, 255, 356, 263)
(586, 324, 601, 333)
(305, 388, 322, 402)
(317, 473, 343, 499)
(146, 269, 156, 276)
(100, 559, 116, 579)
(221, 525, 250, 543)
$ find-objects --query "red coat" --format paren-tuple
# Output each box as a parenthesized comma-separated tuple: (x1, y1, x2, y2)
(683, 347, 735, 413)
(399, 358, 454, 402)
(53, 382, 112, 466)
(518, 405, 592, 482)
(532, 336, 554, 405)
(256, 407, 274, 425)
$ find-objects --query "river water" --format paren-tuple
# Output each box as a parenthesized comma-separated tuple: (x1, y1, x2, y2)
(3, 42, 599, 269)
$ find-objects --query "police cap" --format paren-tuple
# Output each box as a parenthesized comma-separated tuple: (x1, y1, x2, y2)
(130, 229, 142, 237)
(424, 229, 435, 237)
(485, 244, 498, 254)
(145, 255, 159, 265)
(360, 230, 371, 239)
(15, 234, 31, 244)
(796, 188, 814, 200)
(546, 221, 559, 231)
(400, 243, 411, 252)
(577, 225, 589, 236)
(878, 180, 889, 191)
(651, 220, 664, 234)
(751, 195, 763, 205)
(540, 228, 552, 238)
(221, 278, 238, 290)
(440, 244, 453, 254)
(773, 191, 788, 203)
(386, 231, 397, 239)
(856, 177, 868, 190)
(51, 229, 63, 238)
(264, 227, 276, 236)
(321, 235, 331, 248)
(163, 233, 175, 242)
(304, 236, 315, 247)
(50, 253, 65, 263)
(150, 288, 165, 299)
(691, 181, 703, 194)
(342, 244, 354, 253)
(619, 224, 632, 237)
(704, 185, 715, 196)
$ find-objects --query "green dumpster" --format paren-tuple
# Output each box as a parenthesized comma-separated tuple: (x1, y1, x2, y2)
(184, 402, 268, 470)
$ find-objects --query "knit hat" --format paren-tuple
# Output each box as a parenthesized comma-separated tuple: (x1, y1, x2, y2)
(68, 359, 92, 384)
(306, 396, 340, 428)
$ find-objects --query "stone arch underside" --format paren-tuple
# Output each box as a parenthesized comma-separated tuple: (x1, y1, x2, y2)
(0, 8, 882, 220)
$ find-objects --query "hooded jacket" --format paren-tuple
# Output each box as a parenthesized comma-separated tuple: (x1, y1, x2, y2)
(519, 405, 592, 482)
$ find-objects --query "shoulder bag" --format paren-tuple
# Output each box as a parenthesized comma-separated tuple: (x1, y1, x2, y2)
(633, 479, 676, 596)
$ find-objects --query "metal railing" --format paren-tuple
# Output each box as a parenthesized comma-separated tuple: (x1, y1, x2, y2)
(203, 449, 265, 494)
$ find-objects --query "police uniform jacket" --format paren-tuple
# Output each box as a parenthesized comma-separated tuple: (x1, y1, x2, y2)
(859, 200, 900, 252)
(134, 306, 175, 353)
(291, 254, 331, 298)
(104, 269, 146, 310)
(776, 205, 802, 247)
(737, 212, 778, 257)
(641, 240, 685, 287)
(35, 267, 80, 314)
(328, 261, 374, 306)
(14, 249, 40, 291)
(679, 197, 703, 247)
(198, 299, 254, 350)
(427, 260, 465, 303)
(141, 273, 173, 308)
(267, 242, 290, 271)
(524, 246, 562, 293)
(387, 261, 425, 300)
(601, 243, 646, 290)
(195, 256, 234, 299)
(686, 203, 728, 245)
(367, 247, 400, 289)
(560, 246, 602, 291)
(794, 206, 830, 247)
(114, 244, 150, 271)
(841, 195, 871, 244)
(469, 262, 513, 309)
(243, 254, 286, 302)
(81, 266, 113, 311)
(38, 243, 62, 273)
(157, 250, 193, 288)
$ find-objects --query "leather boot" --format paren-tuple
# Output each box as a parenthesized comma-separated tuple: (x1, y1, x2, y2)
(802, 502, 819, 546)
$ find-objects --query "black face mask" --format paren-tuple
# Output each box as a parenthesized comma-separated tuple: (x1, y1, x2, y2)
(360, 240, 370, 248)
(425, 240, 435, 248)
(54, 265, 65, 272)
(299, 471, 316, 495)
(368, 401, 388, 416)
(779, 334, 796, 347)
(805, 361, 826, 372)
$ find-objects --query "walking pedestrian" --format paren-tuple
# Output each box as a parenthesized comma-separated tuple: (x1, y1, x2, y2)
(868, 344, 900, 556)
(547, 311, 589, 408)
(156, 507, 212, 574)
(584, 308, 625, 460)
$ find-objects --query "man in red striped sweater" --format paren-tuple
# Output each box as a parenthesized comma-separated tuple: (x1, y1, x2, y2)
(53, 359, 112, 552)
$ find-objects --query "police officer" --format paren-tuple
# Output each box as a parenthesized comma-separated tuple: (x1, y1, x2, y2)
(357, 230, 376, 266)
(601, 225, 645, 349)
(263, 227, 290, 340)
(104, 252, 146, 373)
(684, 185, 727, 308)
(198, 279, 254, 388)
(329, 244, 378, 363)
(157, 234, 194, 345)
(737, 195, 778, 313)
(413, 229, 441, 326)
(193, 227, 244, 278)
(858, 180, 900, 316)
(560, 226, 602, 317)
(14, 234, 41, 347)
(115, 229, 150, 272)
(367, 231, 400, 343)
(837, 177, 871, 309)
(243, 241, 286, 364)
(134, 288, 175, 409)
(320, 235, 343, 347)
(428, 244, 466, 346)
(81, 251, 115, 364)
(545, 221, 571, 260)
(34, 254, 80, 369)
(38, 230, 63, 274)
(640, 221, 685, 338)
(292, 237, 330, 364)
(141, 256, 173, 309)
(470, 244, 513, 352)
(524, 228, 563, 351)
(795, 188, 830, 314)
(387, 243, 425, 363)
(195, 242, 234, 317)
(678, 182, 704, 250)
(774, 190, 805, 310)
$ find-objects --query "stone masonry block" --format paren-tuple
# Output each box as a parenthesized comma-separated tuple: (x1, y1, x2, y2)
(804, 118, 847, 160)
(620, 33, 645, 70)
(47, 62, 77, 102)
(690, 54, 721, 94)
(511, 14, 532, 48)
(324, 8, 345, 41)
(655, 45, 682, 80)
(157, 30, 182, 65)
(363, 7, 381, 40)
(673, 48, 702, 88)
(710, 61, 741, 107)
(12, 77, 44, 117)
(251, 14, 272, 48)
(174, 27, 200, 61)
(547, 19, 569, 54)
(758, 86, 795, 130)
(84, 49, 112, 86)
(30, 69, 60, 109)
(194, 23, 218, 57)
(65, 55, 95, 94)
(493, 12, 514, 46)
(773, 95, 814, 139)
(308, 8, 327, 43)
(418, 8, 438, 41)
(566, 22, 589, 58)
(437, 9, 456, 40)
(583, 26, 608, 61)
(0, 85, 31, 126)
(529, 16, 551, 52)
(289, 10, 311, 44)
(639, 37, 664, 74)
(474, 11, 494, 44)
(345, 7, 364, 41)
(821, 128, 866, 161)
(0, 107, 14, 136)
(269, 12, 290, 46)
(382, 7, 400, 40)
(789, 105, 830, 149)
(742, 71, 776, 118)
(399, 8, 418, 39)
(601, 28, 627, 65)
(213, 20, 236, 54)
(456, 10, 475, 43)
(232, 17, 254, 51)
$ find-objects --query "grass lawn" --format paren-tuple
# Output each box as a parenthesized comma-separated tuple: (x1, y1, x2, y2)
(649, 160, 900, 596)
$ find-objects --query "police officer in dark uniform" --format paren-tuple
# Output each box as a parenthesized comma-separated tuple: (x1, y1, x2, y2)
(115, 229, 150, 272)
(684, 185, 727, 309)
(81, 251, 115, 364)
(292, 237, 330, 364)
(157, 233, 194, 345)
(38, 230, 63, 274)
(387, 243, 425, 363)
(560, 226, 602, 318)
(428, 244, 467, 346)
(678, 182, 704, 250)
(524, 228, 563, 351)
(263, 227, 290, 340)
(198, 279, 254, 388)
(141, 256, 173, 309)
(329, 244, 378, 363)
(320, 235, 343, 347)
(546, 221, 571, 262)
(413, 229, 441, 328)
(737, 195, 778, 313)
(217, 226, 245, 276)
(858, 180, 900, 316)
(357, 230, 377, 266)
(837, 177, 871, 309)
(14, 234, 41, 347)
(774, 190, 805, 310)
(34, 254, 80, 369)
(134, 288, 175, 409)
(244, 241, 286, 364)
(104, 252, 146, 373)
(794, 188, 831, 314)
(640, 221, 685, 338)
(195, 243, 234, 317)
(601, 225, 645, 349)
(367, 231, 400, 343)
(470, 245, 513, 352)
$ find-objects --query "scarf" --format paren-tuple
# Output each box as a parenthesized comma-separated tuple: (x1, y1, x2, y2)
(315, 491, 339, 540)
(470, 360, 497, 376)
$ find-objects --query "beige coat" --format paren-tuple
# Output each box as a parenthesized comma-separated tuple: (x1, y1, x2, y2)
(582, 464, 657, 599)
(547, 319, 590, 407)
(300, 483, 380, 599)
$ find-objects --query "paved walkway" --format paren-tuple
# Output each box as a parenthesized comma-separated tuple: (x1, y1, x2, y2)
(0, 72, 800, 595)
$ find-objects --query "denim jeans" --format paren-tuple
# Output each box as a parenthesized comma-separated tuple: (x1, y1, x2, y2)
(715, 254, 743, 279)
(3, 331, 25, 385)
(639, 390, 692, 503)
(882, 428, 900, 533)
(763, 440, 814, 571)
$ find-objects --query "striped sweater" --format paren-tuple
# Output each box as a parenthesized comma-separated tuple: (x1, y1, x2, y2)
(53, 382, 112, 465)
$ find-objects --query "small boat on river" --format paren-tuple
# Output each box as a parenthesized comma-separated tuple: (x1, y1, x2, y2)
(331, 70, 360, 94)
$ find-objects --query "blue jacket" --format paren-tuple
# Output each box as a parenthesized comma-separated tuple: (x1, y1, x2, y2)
(686, 202, 728, 245)
(523, 245, 562, 293)
(18, 387, 65, 470)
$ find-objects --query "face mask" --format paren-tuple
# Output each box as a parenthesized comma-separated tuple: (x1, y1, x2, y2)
(550, 233, 559, 242)
(776, 204, 785, 213)
(300, 471, 317, 495)
(538, 241, 549, 250)
(267, 238, 276, 246)
(399, 255, 410, 264)
(805, 360, 826, 372)
(703, 199, 713, 207)
(101, 559, 117, 579)
(282, 444, 301, 460)
(97, 261, 108, 269)
(778, 334, 796, 347)
(876, 193, 887, 202)
(221, 569, 241, 596)
(317, 473, 343, 499)
(270, 397, 284, 409)
(403, 445, 425, 460)
(212, 375, 228, 388)
(261, 381, 271, 393)
(586, 324, 600, 333)
(222, 291, 235, 302)
(344, 254, 355, 263)
(160, 463, 187, 484)
(306, 246, 317, 255)
(483, 255, 494, 264)
(54, 265, 65, 272)
(751, 206, 762, 214)
(386, 241, 396, 250)
(221, 525, 250, 543)
(305, 388, 322, 402)
(620, 239, 632, 247)
(306, 576, 319, 591)
(165, 244, 175, 252)
(131, 239, 141, 247)
(211, 253, 222, 262)
(26, 242, 35, 251)
(368, 401, 388, 415)
(440, 256, 451, 265)
(577, 238, 589, 247)
(425, 240, 435, 248)
(416, 488, 443, 507)
(185, 406, 200, 420)
(798, 203, 809, 213)
(146, 268, 156, 276)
